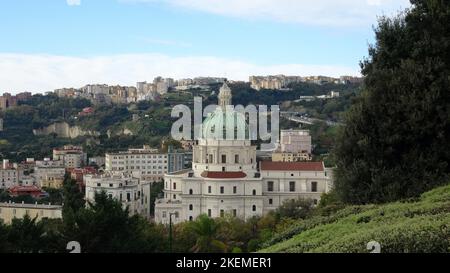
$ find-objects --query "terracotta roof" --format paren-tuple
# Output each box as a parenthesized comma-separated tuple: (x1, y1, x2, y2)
(70, 167, 97, 174)
(201, 171, 247, 179)
(260, 161, 324, 171)
(8, 185, 43, 193)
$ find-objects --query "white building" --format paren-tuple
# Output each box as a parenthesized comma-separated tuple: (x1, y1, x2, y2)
(279, 129, 312, 154)
(53, 145, 87, 168)
(154, 82, 333, 224)
(82, 84, 109, 95)
(105, 146, 186, 182)
(19, 176, 37, 187)
(84, 172, 151, 217)
(156, 82, 168, 95)
(272, 129, 312, 162)
(88, 156, 106, 167)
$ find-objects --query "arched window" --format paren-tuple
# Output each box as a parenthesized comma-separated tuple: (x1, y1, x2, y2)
(189, 216, 193, 221)
(252, 205, 256, 212)
(252, 189, 256, 195)
(189, 189, 193, 195)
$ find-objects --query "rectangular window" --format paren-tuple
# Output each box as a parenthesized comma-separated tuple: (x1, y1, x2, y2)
(232, 209, 237, 217)
(220, 209, 224, 217)
(208, 186, 212, 193)
(173, 182, 176, 190)
(127, 193, 131, 201)
(234, 155, 239, 164)
(208, 209, 211, 217)
(268, 181, 274, 192)
(269, 198, 273, 205)
(220, 186, 224, 194)
(221, 154, 226, 163)
(208, 154, 213, 163)
(233, 186, 237, 194)
(289, 181, 295, 192)
(311, 181, 318, 192)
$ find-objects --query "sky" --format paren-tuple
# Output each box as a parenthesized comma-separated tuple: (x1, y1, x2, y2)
(0, 0, 411, 93)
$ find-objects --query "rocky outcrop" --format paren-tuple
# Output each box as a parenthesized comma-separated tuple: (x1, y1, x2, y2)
(33, 122, 100, 139)
(106, 128, 135, 138)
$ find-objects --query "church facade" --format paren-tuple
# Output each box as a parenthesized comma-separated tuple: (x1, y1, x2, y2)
(154, 82, 333, 224)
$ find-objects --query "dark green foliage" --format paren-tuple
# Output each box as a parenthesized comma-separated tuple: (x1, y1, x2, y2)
(0, 190, 166, 253)
(0, 221, 9, 252)
(5, 215, 48, 253)
(260, 183, 450, 253)
(230, 82, 360, 107)
(0, 94, 91, 161)
(149, 181, 164, 216)
(38, 187, 63, 205)
(333, 0, 450, 204)
(62, 192, 166, 253)
(62, 175, 85, 214)
(76, 105, 130, 132)
(187, 214, 227, 253)
(275, 198, 315, 220)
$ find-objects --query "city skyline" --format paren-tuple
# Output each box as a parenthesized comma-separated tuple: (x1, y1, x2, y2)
(0, 0, 410, 93)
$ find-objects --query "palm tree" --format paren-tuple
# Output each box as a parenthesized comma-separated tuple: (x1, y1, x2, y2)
(189, 214, 227, 253)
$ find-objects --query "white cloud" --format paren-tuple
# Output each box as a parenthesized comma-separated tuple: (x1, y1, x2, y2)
(121, 0, 410, 27)
(0, 53, 359, 93)
(67, 0, 81, 6)
(139, 38, 192, 47)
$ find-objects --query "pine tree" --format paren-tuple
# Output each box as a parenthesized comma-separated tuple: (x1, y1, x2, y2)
(333, 0, 450, 204)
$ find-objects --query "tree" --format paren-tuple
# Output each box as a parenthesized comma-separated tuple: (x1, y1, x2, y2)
(333, 0, 450, 204)
(216, 215, 253, 252)
(62, 192, 164, 253)
(149, 181, 164, 216)
(187, 214, 227, 253)
(62, 175, 85, 214)
(275, 198, 315, 220)
(6, 215, 47, 253)
(0, 221, 10, 253)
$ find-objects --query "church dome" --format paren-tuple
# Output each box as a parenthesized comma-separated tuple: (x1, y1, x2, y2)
(202, 109, 249, 140)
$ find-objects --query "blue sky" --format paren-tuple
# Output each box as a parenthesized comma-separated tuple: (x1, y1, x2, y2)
(0, 0, 411, 93)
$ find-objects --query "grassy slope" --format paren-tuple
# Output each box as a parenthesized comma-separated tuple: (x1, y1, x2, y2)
(259, 184, 450, 253)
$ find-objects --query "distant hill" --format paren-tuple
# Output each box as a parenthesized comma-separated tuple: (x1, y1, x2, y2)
(259, 184, 450, 253)
(0, 82, 360, 162)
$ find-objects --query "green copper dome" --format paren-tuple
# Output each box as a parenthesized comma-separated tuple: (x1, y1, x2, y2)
(202, 109, 249, 140)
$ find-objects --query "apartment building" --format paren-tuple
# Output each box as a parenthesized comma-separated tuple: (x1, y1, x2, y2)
(34, 159, 66, 189)
(53, 145, 87, 169)
(84, 172, 151, 217)
(0, 159, 18, 189)
(105, 146, 186, 182)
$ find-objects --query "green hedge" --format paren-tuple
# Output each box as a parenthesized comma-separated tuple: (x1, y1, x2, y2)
(260, 184, 450, 253)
